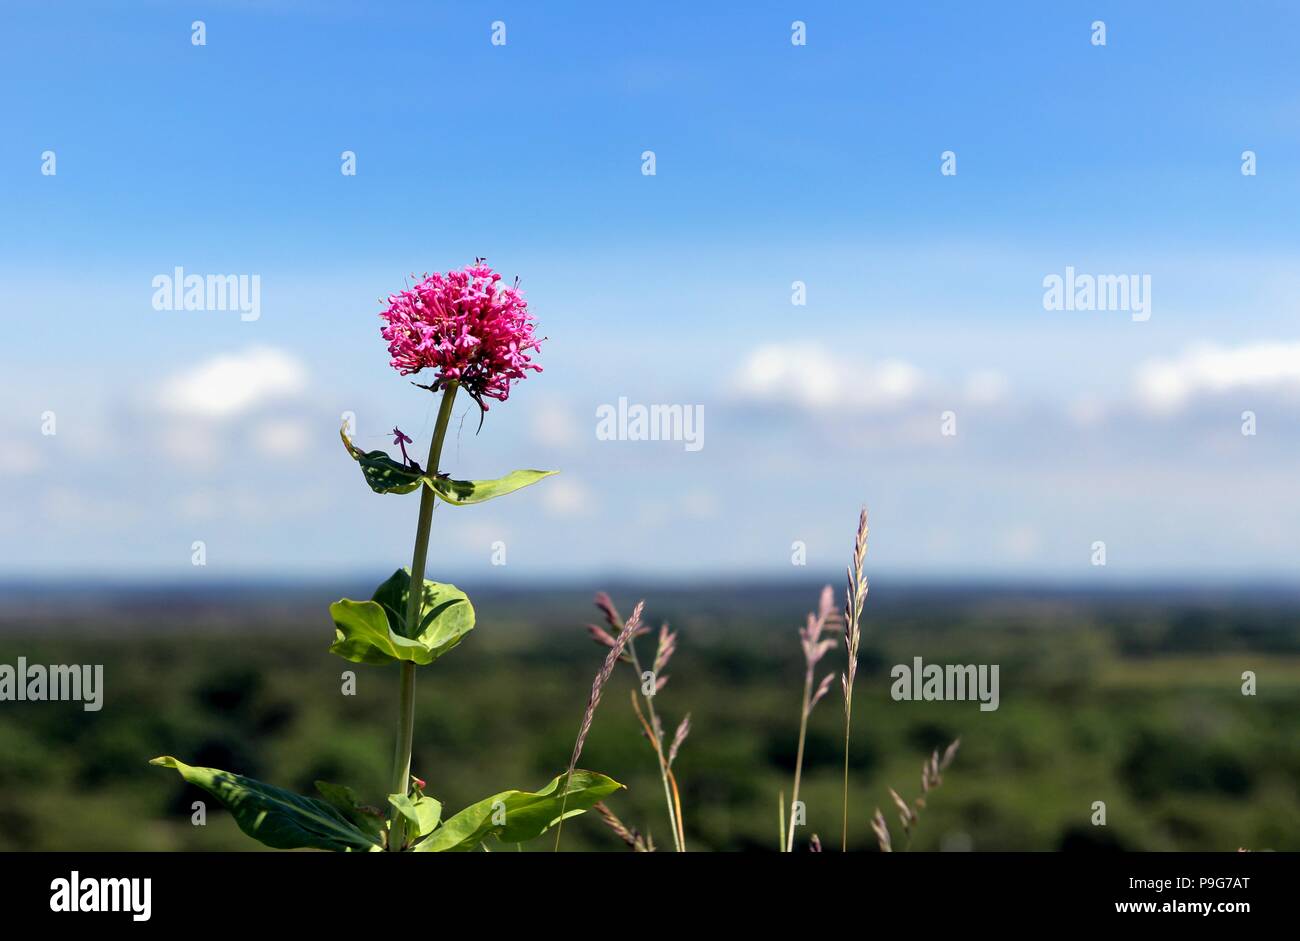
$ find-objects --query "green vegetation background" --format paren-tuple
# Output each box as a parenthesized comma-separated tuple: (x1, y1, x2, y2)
(1, 582, 1296, 851)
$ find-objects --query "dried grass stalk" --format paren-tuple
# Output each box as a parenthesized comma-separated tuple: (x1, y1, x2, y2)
(875, 738, 961, 852)
(785, 584, 840, 852)
(594, 801, 653, 852)
(553, 601, 643, 850)
(668, 714, 691, 767)
(871, 808, 892, 853)
(841, 507, 869, 851)
(587, 592, 687, 851)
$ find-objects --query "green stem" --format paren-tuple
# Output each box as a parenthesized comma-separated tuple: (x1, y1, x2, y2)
(841, 699, 851, 852)
(786, 668, 813, 852)
(387, 382, 458, 850)
(777, 790, 786, 852)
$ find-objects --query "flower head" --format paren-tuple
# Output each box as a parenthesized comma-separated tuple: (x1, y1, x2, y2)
(379, 260, 542, 408)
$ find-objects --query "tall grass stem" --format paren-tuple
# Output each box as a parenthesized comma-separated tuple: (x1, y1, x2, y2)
(626, 640, 684, 851)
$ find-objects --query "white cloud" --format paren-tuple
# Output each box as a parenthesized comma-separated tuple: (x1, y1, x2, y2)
(159, 422, 221, 467)
(634, 488, 719, 528)
(681, 488, 719, 519)
(541, 476, 593, 517)
(1136, 341, 1300, 413)
(156, 347, 308, 419)
(252, 419, 312, 457)
(0, 441, 43, 477)
(446, 519, 512, 556)
(731, 343, 923, 410)
(964, 369, 1010, 406)
(40, 487, 140, 527)
(997, 524, 1041, 559)
(175, 490, 220, 521)
(530, 399, 581, 447)
(1067, 396, 1107, 427)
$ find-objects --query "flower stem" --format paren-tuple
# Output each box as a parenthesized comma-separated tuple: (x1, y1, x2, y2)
(388, 382, 458, 851)
(787, 667, 813, 852)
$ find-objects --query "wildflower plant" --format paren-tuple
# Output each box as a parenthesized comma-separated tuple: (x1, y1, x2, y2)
(151, 261, 622, 851)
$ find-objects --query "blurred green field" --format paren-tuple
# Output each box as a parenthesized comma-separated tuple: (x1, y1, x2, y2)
(1, 581, 1297, 851)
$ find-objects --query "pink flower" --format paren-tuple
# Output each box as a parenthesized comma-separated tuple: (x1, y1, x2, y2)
(391, 427, 414, 465)
(379, 260, 542, 408)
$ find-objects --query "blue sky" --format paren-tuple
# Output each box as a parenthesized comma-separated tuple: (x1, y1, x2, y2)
(2, 1, 1299, 582)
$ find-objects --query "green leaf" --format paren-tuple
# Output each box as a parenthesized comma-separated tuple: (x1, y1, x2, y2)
(327, 600, 430, 665)
(315, 780, 387, 843)
(412, 770, 623, 852)
(388, 793, 442, 841)
(369, 568, 473, 641)
(150, 757, 381, 852)
(340, 427, 555, 505)
(425, 469, 557, 506)
(340, 427, 425, 495)
(329, 569, 474, 665)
